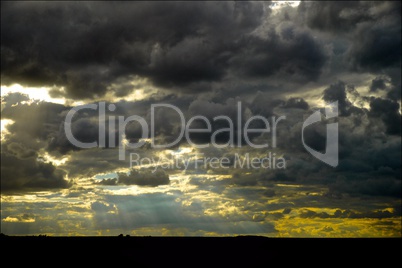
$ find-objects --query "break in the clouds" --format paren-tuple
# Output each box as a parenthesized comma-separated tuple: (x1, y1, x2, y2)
(1, 1, 401, 237)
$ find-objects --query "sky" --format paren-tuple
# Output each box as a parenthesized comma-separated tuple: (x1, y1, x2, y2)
(1, 1, 401, 237)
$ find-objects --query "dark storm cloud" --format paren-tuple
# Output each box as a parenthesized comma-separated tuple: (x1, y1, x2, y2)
(301, 1, 369, 34)
(370, 76, 389, 92)
(1, 1, 266, 98)
(0, 96, 101, 189)
(58, 148, 126, 179)
(249, 92, 283, 117)
(300, 1, 401, 94)
(301, 1, 400, 37)
(47, 95, 175, 154)
(1, 147, 70, 194)
(1, 97, 72, 193)
(369, 98, 401, 135)
(329, 176, 401, 198)
(226, 80, 401, 201)
(323, 81, 363, 116)
(1, 101, 67, 142)
(2, 1, 400, 101)
(385, 68, 402, 101)
(0, 95, 95, 156)
(116, 169, 169, 187)
(282, 98, 309, 110)
(229, 26, 328, 82)
(347, 9, 401, 72)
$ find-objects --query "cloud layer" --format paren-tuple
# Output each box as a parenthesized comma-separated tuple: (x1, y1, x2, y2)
(1, 1, 400, 237)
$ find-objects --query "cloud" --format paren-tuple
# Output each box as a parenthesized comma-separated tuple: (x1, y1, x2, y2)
(369, 97, 401, 135)
(323, 81, 363, 116)
(329, 176, 401, 198)
(1, 92, 29, 110)
(282, 98, 309, 110)
(1, 2, 266, 98)
(0, 97, 73, 193)
(1, 150, 71, 194)
(91, 201, 117, 213)
(1, 1, 400, 237)
(347, 5, 401, 72)
(370, 76, 389, 92)
(96, 178, 118, 186)
(1, 100, 67, 143)
(229, 23, 328, 82)
(88, 191, 278, 235)
(300, 208, 399, 219)
(116, 169, 169, 187)
(3, 214, 36, 223)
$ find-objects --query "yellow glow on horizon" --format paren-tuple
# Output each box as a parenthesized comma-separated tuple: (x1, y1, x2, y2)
(275, 216, 402, 237)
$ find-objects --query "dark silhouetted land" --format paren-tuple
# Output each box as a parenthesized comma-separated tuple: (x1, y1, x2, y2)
(1, 234, 400, 265)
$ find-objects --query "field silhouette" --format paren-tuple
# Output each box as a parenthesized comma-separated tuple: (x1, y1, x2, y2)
(1, 233, 399, 264)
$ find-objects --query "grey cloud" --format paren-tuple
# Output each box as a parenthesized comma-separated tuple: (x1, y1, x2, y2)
(369, 98, 401, 135)
(117, 169, 169, 187)
(301, 2, 368, 34)
(250, 92, 283, 117)
(1, 2, 265, 98)
(323, 81, 361, 116)
(1, 92, 29, 110)
(301, 2, 400, 36)
(0, 1, 335, 100)
(329, 176, 401, 198)
(96, 178, 118, 186)
(348, 16, 401, 72)
(1, 100, 72, 193)
(1, 101, 67, 142)
(282, 97, 309, 110)
(230, 169, 294, 188)
(229, 24, 328, 82)
(91, 201, 116, 213)
(2, 1, 400, 102)
(6, 142, 36, 159)
(385, 68, 401, 101)
(370, 76, 389, 92)
(1, 149, 71, 194)
(59, 148, 126, 179)
(300, 208, 399, 219)
(299, 1, 400, 94)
